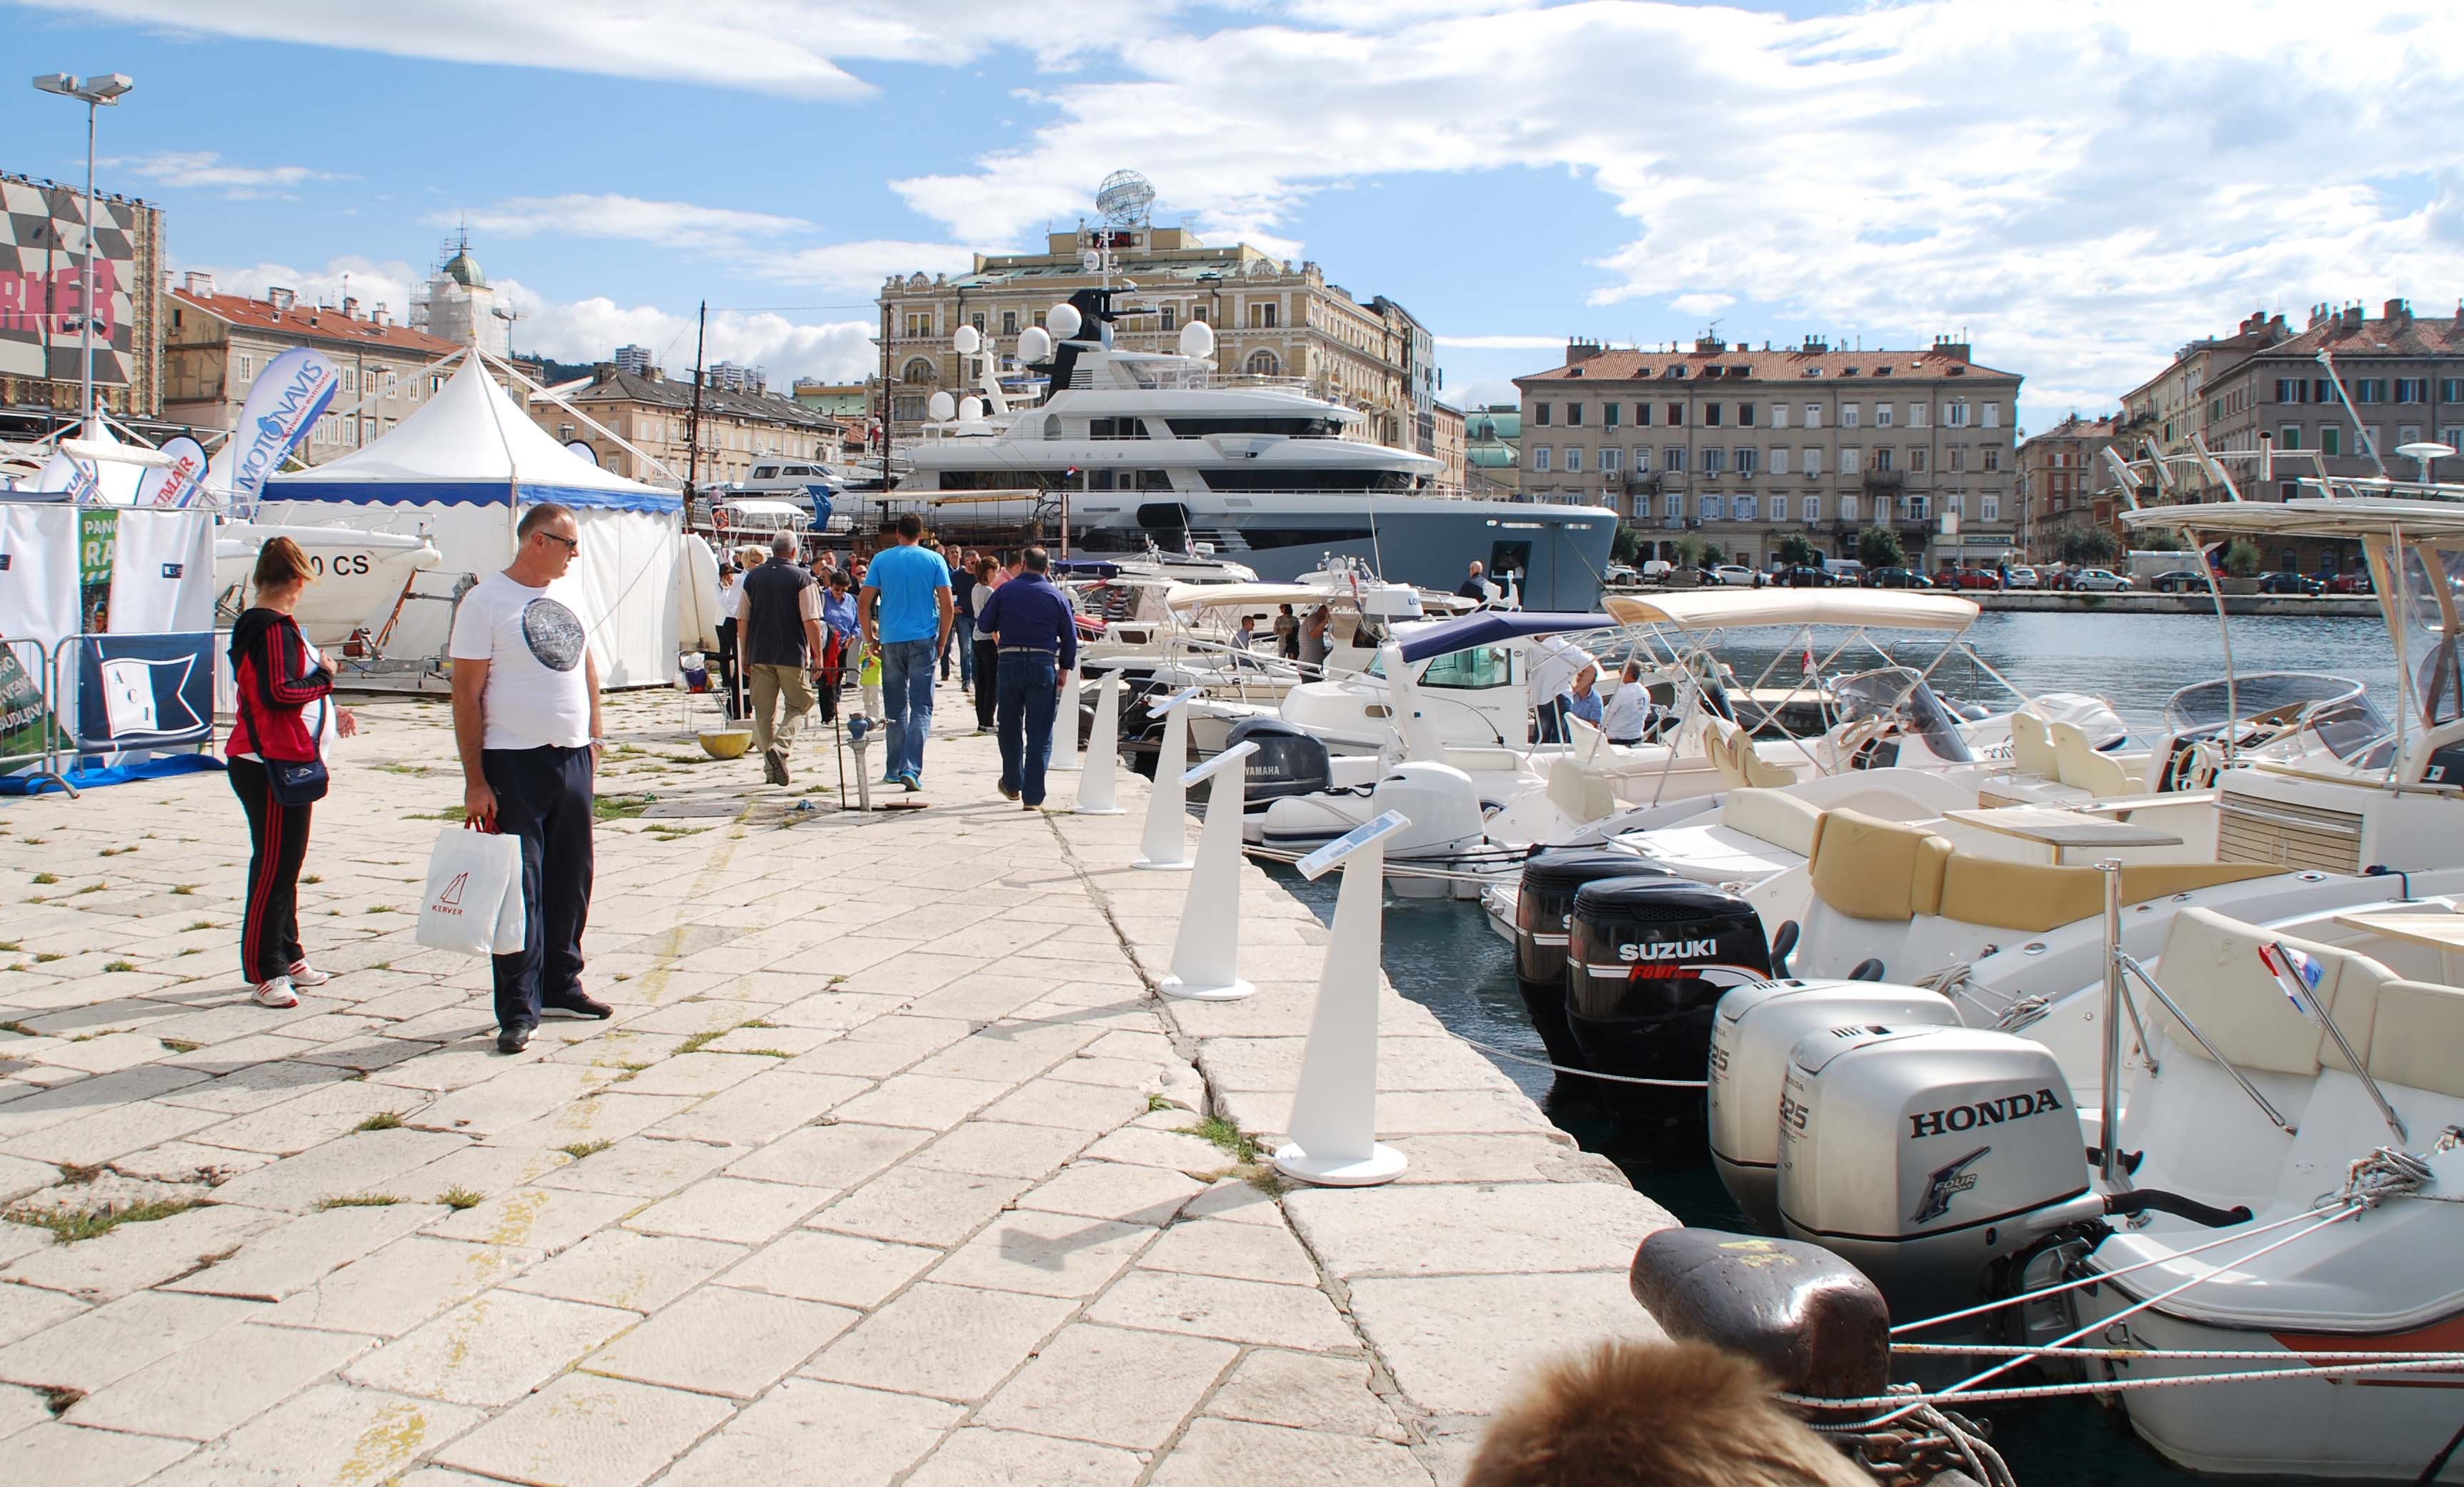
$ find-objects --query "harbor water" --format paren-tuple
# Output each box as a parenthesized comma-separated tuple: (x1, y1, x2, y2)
(1275, 610, 2388, 1486)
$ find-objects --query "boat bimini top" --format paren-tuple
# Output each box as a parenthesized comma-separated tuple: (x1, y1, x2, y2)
(1603, 588, 1980, 632)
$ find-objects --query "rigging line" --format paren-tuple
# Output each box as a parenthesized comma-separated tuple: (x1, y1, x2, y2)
(1805, 1356, 2464, 1415)
(1895, 1343, 2464, 1363)
(1445, 1032, 1707, 1088)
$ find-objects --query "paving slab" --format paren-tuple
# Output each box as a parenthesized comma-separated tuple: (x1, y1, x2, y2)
(583, 1283, 856, 1398)
(146, 1385, 484, 1486)
(343, 1288, 637, 1406)
(904, 1426, 1147, 1487)
(799, 1280, 1076, 1403)
(68, 1320, 371, 1439)
(658, 1378, 957, 1487)
(431, 1373, 735, 1487)
(975, 1321, 1235, 1448)
(713, 1228, 942, 1309)
(263, 1233, 540, 1338)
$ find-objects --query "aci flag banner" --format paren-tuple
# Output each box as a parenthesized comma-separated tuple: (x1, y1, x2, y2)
(214, 346, 339, 511)
(136, 435, 211, 508)
(72, 631, 214, 752)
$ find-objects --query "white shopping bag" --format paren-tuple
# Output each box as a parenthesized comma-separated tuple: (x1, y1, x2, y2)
(414, 828, 527, 958)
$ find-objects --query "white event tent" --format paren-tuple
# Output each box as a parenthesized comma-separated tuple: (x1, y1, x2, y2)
(256, 353, 683, 687)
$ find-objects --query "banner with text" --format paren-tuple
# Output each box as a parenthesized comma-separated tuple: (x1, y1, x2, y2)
(212, 345, 339, 511)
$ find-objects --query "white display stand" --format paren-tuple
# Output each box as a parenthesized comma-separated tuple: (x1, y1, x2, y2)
(1160, 741, 1260, 1001)
(1273, 810, 1414, 1187)
(1132, 687, 1202, 871)
(1074, 670, 1127, 815)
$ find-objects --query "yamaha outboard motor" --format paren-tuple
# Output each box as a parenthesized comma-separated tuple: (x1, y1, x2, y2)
(1565, 879, 1771, 1120)
(1513, 850, 1672, 1072)
(1219, 717, 1330, 808)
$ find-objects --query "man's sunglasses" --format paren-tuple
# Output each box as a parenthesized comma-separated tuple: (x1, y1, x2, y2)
(539, 532, 579, 552)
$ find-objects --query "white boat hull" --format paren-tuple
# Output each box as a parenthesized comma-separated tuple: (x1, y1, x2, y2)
(215, 522, 441, 650)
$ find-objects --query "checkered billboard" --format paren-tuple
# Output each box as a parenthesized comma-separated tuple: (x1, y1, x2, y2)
(0, 176, 139, 385)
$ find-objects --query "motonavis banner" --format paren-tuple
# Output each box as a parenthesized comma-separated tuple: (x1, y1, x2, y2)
(0, 176, 138, 385)
(214, 345, 339, 510)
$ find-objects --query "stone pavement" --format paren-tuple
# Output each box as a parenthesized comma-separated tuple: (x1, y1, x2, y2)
(0, 677, 1672, 1485)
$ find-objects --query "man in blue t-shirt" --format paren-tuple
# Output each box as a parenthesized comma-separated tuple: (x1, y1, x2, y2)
(859, 513, 954, 790)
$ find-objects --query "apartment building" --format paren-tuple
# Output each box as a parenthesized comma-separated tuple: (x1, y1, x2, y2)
(1, 168, 167, 429)
(2014, 414, 2122, 558)
(2116, 311, 2288, 502)
(877, 222, 1433, 457)
(163, 274, 458, 456)
(1512, 334, 2022, 570)
(1432, 402, 1467, 492)
(527, 364, 842, 489)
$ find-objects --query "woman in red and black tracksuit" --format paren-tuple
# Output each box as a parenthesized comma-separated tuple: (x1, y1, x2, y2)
(227, 537, 356, 1008)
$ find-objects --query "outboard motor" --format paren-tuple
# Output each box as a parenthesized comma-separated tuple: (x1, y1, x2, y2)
(1365, 762, 1486, 862)
(1219, 717, 1330, 809)
(1565, 879, 1771, 1118)
(1512, 851, 1672, 1071)
(1777, 1025, 2090, 1314)
(1707, 980, 1962, 1232)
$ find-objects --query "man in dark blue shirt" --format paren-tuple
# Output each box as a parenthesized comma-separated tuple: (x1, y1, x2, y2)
(973, 545, 1079, 809)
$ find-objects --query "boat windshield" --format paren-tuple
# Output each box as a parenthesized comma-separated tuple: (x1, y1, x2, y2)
(2163, 672, 2368, 732)
(1830, 666, 1973, 762)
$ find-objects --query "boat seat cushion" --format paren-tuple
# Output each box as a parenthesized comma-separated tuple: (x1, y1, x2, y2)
(1807, 809, 1950, 921)
(1933, 859, 2278, 935)
(1632, 823, 1805, 884)
(2010, 710, 2061, 780)
(1719, 787, 1825, 858)
(2050, 720, 2149, 800)
(2148, 907, 2389, 1079)
(1545, 755, 1617, 824)
(2365, 980, 2464, 1099)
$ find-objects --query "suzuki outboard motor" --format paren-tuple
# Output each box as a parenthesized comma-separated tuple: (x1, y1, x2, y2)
(1565, 878, 1771, 1118)
(1777, 1025, 2088, 1314)
(1513, 851, 1672, 1071)
(1706, 980, 1962, 1232)
(1219, 717, 1330, 808)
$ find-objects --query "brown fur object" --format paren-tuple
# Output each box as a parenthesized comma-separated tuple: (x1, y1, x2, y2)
(1462, 1338, 1872, 1487)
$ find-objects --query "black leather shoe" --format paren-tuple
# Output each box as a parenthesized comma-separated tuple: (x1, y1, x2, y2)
(496, 1023, 534, 1054)
(544, 990, 614, 1020)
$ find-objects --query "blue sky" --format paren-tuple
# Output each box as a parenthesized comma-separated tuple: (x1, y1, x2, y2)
(8, 0, 2460, 438)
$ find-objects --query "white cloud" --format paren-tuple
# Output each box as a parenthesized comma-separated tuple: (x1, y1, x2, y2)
(452, 195, 810, 252)
(106, 150, 345, 198)
(1435, 334, 1565, 350)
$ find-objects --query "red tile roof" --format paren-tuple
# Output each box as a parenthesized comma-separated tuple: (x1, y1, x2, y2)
(171, 289, 459, 357)
(2258, 310, 2464, 360)
(1515, 345, 2020, 385)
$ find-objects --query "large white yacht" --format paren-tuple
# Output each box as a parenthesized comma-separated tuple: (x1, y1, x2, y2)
(884, 287, 1617, 610)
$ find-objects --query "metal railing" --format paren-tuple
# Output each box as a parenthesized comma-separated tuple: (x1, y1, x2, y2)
(1, 635, 78, 797)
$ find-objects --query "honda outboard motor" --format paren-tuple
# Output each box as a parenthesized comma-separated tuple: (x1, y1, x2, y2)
(1706, 980, 1962, 1232)
(1565, 879, 1771, 1117)
(1777, 1025, 2088, 1314)
(1219, 717, 1330, 809)
(1512, 851, 1672, 1071)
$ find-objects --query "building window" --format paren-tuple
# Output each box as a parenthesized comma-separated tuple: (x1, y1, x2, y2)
(1770, 447, 1789, 474)
(1532, 446, 1550, 473)
(1908, 402, 1927, 428)
(1247, 302, 1278, 329)
(2322, 426, 2342, 457)
(1803, 447, 1823, 476)
(902, 358, 936, 384)
(2352, 378, 2386, 404)
(1602, 402, 1620, 428)
(905, 312, 932, 337)
(1949, 446, 1965, 472)
(1703, 447, 1726, 474)
(1564, 445, 1582, 473)
(1982, 403, 2001, 428)
(1945, 401, 1970, 427)
(1770, 403, 1788, 429)
(1632, 445, 1652, 470)
(1705, 403, 1723, 427)
(2400, 423, 2423, 447)
(1666, 402, 1685, 425)
(1246, 349, 1280, 377)
(2278, 424, 2302, 449)
(1874, 402, 1892, 427)
(1533, 402, 1552, 427)
(1635, 402, 1652, 426)
(1908, 495, 1930, 521)
(1841, 403, 1860, 429)
(385, 370, 398, 395)
(2275, 377, 2309, 403)
(1842, 494, 1859, 523)
(1002, 310, 1019, 334)
(1701, 494, 1723, 520)
(235, 354, 254, 382)
(1601, 447, 1622, 473)
(1983, 448, 2000, 472)
(1873, 447, 1894, 472)
(1737, 402, 1755, 427)
(1804, 403, 1821, 429)
(2444, 425, 2464, 452)
(1567, 402, 1585, 427)
(1665, 493, 1682, 519)
(970, 312, 986, 333)
(1736, 447, 1757, 476)
(1982, 494, 2000, 521)
(1665, 447, 1686, 472)
(1908, 447, 1926, 472)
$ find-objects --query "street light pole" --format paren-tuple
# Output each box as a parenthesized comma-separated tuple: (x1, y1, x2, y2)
(31, 72, 134, 431)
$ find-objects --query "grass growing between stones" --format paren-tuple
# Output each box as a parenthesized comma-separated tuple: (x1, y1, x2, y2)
(185, 921, 215, 932)
(30, 872, 55, 885)
(5, 1197, 197, 1243)
(101, 961, 136, 973)
(559, 1140, 611, 1160)
(437, 1187, 484, 1210)
(1178, 1115, 1287, 1195)
(160, 1038, 202, 1054)
(169, 884, 197, 896)
(356, 1112, 405, 1132)
(592, 795, 649, 822)
(315, 1195, 400, 1210)
(676, 1029, 727, 1055)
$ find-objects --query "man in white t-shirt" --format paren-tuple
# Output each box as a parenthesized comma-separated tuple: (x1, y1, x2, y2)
(449, 502, 609, 1053)
(1527, 632, 1595, 745)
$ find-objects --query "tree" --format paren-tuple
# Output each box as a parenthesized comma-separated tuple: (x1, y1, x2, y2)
(1674, 534, 1712, 568)
(2221, 538, 2263, 577)
(1857, 526, 1905, 569)
(1700, 542, 1727, 566)
(1611, 523, 1646, 565)
(1775, 532, 1821, 568)
(2052, 522, 2119, 566)
(2139, 527, 2188, 552)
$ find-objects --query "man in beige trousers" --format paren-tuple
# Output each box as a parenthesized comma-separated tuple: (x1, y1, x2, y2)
(737, 533, 823, 785)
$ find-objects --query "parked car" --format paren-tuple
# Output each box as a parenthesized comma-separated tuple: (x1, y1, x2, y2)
(1942, 567, 2002, 590)
(2257, 571, 2324, 596)
(1866, 567, 1934, 589)
(2149, 570, 2209, 593)
(1712, 564, 1757, 587)
(2070, 567, 2133, 592)
(2326, 571, 2375, 595)
(2003, 565, 2040, 590)
(1774, 565, 1833, 587)
(1604, 562, 1642, 587)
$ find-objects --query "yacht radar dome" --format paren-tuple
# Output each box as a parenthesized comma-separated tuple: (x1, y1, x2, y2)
(1048, 302, 1084, 339)
(952, 324, 981, 354)
(2396, 440, 2456, 479)
(927, 390, 956, 421)
(1096, 169, 1157, 228)
(959, 396, 984, 424)
(1177, 321, 1215, 359)
(1018, 326, 1053, 362)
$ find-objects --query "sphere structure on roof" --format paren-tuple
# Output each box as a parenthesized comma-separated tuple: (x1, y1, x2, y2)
(442, 249, 487, 289)
(1096, 169, 1156, 228)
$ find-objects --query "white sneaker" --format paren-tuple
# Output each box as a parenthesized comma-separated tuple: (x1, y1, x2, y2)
(287, 961, 334, 988)
(253, 975, 299, 1009)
